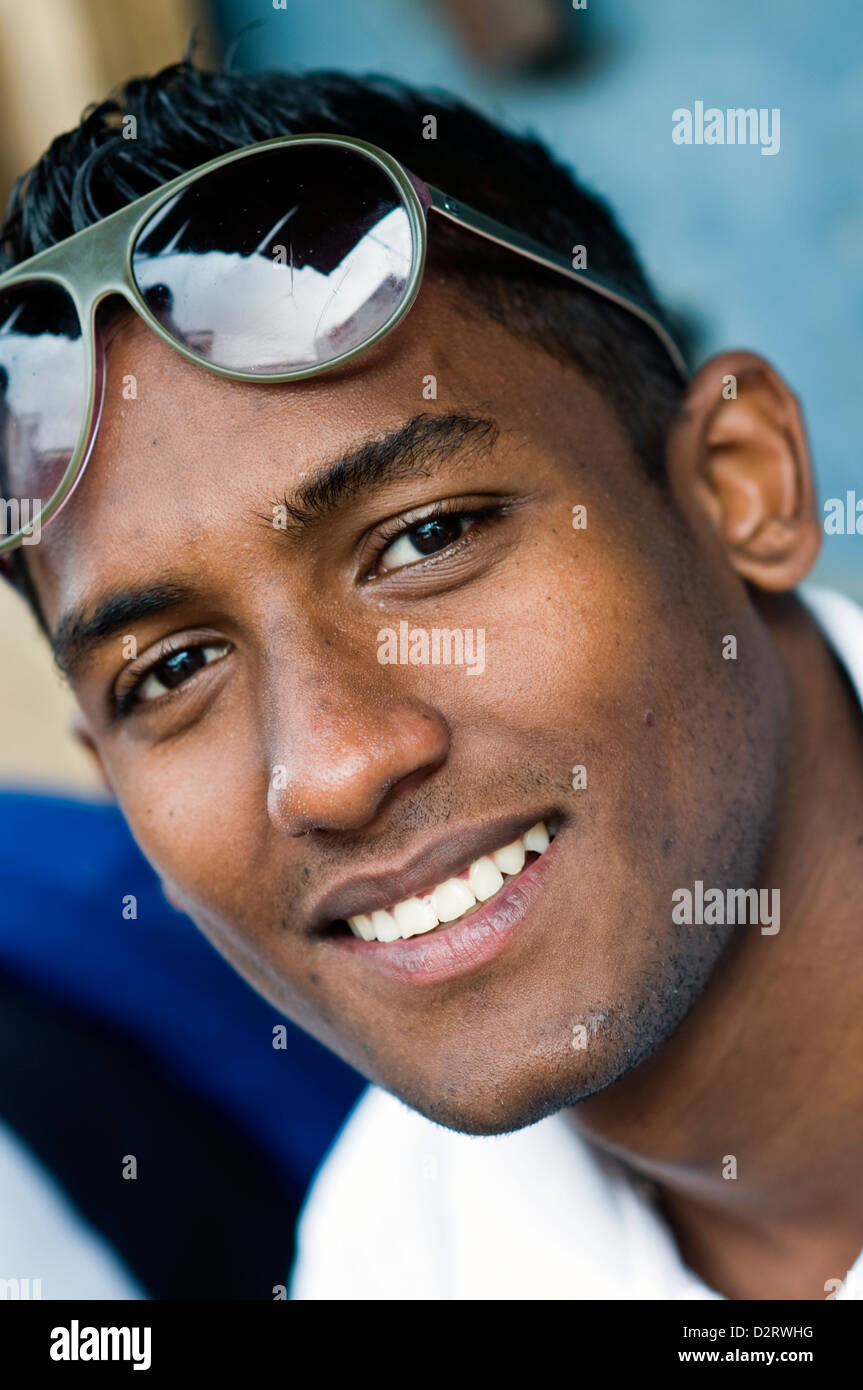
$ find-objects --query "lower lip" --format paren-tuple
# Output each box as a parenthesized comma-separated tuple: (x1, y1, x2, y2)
(322, 834, 560, 986)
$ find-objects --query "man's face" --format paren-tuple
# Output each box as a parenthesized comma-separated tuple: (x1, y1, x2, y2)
(30, 274, 788, 1134)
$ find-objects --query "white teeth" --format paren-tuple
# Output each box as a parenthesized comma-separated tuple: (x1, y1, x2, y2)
(493, 839, 526, 876)
(393, 896, 438, 937)
(433, 877, 476, 922)
(524, 821, 550, 854)
(370, 908, 399, 943)
(468, 856, 504, 901)
(346, 819, 553, 942)
(351, 913, 376, 942)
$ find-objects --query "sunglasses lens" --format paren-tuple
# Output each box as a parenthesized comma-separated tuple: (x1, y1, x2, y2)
(0, 281, 86, 545)
(131, 143, 416, 375)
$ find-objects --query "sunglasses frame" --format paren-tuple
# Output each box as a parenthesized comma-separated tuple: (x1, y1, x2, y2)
(0, 132, 688, 555)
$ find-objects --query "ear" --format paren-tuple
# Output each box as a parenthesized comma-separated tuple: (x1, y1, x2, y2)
(70, 712, 114, 797)
(664, 351, 821, 591)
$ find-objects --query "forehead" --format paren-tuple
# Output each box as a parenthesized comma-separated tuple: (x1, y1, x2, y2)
(26, 279, 611, 629)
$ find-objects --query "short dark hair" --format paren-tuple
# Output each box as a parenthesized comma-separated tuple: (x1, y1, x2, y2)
(1, 60, 685, 629)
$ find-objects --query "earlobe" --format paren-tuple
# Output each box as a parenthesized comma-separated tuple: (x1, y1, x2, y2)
(665, 350, 821, 591)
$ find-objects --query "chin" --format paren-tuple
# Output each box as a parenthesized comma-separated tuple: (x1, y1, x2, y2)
(377, 990, 699, 1136)
(384, 1054, 620, 1138)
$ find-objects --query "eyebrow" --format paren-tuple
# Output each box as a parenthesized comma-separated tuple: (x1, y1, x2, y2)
(51, 411, 499, 682)
(53, 581, 195, 683)
(268, 411, 498, 535)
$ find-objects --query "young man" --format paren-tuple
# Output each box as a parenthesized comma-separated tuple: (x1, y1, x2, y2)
(1, 61, 861, 1302)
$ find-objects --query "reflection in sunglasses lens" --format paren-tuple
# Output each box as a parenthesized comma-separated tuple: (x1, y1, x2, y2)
(0, 281, 86, 540)
(131, 145, 415, 374)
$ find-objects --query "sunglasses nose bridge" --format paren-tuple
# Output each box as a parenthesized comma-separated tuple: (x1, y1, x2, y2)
(63, 206, 144, 313)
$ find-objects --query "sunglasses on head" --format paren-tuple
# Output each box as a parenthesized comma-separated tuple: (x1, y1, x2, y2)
(0, 132, 688, 555)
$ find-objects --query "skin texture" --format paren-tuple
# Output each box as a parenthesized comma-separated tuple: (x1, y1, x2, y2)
(25, 268, 863, 1300)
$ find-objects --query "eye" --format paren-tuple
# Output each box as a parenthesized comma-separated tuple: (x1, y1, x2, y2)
(117, 640, 231, 714)
(376, 511, 477, 573)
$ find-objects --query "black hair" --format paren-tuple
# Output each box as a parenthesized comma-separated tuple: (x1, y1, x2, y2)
(0, 59, 685, 630)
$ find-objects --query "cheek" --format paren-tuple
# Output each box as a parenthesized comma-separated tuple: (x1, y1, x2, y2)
(119, 757, 322, 1025)
(466, 519, 672, 742)
(112, 739, 268, 926)
(465, 516, 733, 857)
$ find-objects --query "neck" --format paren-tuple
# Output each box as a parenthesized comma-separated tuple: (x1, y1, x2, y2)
(573, 591, 863, 1299)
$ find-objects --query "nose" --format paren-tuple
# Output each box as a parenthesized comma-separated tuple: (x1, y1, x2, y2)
(265, 669, 451, 837)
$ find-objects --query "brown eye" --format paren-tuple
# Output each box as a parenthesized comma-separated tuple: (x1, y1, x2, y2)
(155, 647, 208, 689)
(134, 641, 230, 705)
(379, 513, 471, 571)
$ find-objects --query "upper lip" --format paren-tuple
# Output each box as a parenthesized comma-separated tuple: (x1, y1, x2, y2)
(308, 810, 557, 931)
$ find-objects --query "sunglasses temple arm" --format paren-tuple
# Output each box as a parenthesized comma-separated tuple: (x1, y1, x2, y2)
(423, 182, 689, 382)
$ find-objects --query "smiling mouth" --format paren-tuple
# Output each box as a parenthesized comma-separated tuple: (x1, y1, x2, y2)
(335, 820, 556, 943)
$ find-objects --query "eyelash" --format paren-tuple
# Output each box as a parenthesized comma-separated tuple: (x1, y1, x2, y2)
(113, 638, 225, 720)
(112, 501, 507, 718)
(367, 500, 506, 577)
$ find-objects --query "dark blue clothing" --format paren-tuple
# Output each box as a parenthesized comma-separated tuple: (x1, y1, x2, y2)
(0, 790, 362, 1198)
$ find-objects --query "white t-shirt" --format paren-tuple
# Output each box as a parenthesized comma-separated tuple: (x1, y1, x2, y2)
(0, 1119, 143, 1300)
(290, 585, 863, 1301)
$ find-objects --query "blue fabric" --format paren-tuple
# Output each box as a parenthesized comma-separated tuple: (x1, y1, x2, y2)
(0, 790, 363, 1194)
